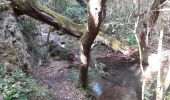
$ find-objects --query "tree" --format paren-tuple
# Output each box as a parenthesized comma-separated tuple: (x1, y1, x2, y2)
(5, 0, 169, 99)
(10, 0, 129, 55)
(135, 0, 166, 99)
(137, 0, 166, 67)
(79, 0, 106, 88)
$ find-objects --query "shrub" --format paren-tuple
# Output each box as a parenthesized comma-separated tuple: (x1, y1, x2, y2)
(0, 64, 52, 100)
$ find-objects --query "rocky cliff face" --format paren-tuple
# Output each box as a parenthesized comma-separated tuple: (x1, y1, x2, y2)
(0, 0, 71, 69)
(0, 0, 29, 68)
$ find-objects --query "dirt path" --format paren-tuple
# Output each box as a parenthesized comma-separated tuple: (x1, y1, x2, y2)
(32, 59, 86, 100)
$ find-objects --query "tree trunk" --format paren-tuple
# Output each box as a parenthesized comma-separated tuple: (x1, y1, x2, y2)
(10, 0, 130, 55)
(79, 0, 106, 88)
(138, 0, 166, 66)
(135, 0, 166, 100)
(11, 0, 82, 37)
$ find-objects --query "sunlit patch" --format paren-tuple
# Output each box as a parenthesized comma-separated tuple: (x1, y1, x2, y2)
(80, 44, 87, 64)
(122, 50, 130, 56)
(148, 54, 160, 72)
(89, 0, 101, 27)
(143, 54, 160, 80)
(92, 82, 103, 95)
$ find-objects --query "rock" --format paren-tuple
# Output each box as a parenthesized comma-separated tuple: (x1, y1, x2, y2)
(0, 3, 30, 67)
(49, 43, 75, 61)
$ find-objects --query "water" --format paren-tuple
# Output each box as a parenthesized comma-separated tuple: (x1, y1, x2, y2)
(92, 82, 103, 96)
(41, 32, 65, 48)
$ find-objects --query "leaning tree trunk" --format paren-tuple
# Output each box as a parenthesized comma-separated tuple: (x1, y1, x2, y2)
(79, 0, 106, 88)
(10, 0, 130, 55)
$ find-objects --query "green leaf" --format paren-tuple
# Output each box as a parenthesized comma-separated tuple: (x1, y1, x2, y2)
(12, 93, 20, 98)
(0, 82, 6, 89)
(4, 77, 16, 83)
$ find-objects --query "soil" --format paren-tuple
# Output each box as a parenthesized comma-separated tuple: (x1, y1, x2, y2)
(31, 24, 87, 100)
(32, 59, 86, 100)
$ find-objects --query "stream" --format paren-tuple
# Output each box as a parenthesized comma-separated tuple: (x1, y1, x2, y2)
(38, 25, 142, 100)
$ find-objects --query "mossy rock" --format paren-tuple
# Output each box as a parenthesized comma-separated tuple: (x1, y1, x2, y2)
(0, 44, 18, 66)
(49, 44, 74, 61)
(49, 44, 61, 56)
(59, 51, 74, 61)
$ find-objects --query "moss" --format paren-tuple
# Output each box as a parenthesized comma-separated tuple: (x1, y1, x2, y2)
(6, 47, 18, 64)
(28, 79, 52, 100)
(35, 2, 128, 54)
(97, 34, 127, 53)
(11, 0, 129, 54)
(59, 50, 74, 61)
(0, 44, 19, 66)
(49, 44, 74, 61)
(6, 47, 15, 56)
(35, 3, 85, 36)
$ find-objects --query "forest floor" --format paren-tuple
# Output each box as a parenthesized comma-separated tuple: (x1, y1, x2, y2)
(32, 59, 86, 100)
(31, 24, 87, 100)
(30, 24, 170, 100)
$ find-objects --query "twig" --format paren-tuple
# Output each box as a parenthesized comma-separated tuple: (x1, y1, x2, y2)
(134, 0, 145, 99)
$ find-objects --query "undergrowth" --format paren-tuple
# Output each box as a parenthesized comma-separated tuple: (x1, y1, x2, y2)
(144, 80, 170, 100)
(67, 67, 109, 83)
(64, 4, 87, 25)
(0, 63, 52, 100)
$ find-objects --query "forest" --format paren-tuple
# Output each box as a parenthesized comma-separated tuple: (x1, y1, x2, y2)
(0, 0, 170, 100)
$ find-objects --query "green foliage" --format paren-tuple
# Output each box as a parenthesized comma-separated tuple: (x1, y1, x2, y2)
(52, 0, 87, 25)
(0, 64, 32, 100)
(52, 0, 68, 10)
(165, 90, 170, 100)
(64, 4, 87, 25)
(0, 64, 51, 100)
(28, 79, 52, 100)
(84, 86, 95, 100)
(67, 71, 79, 81)
(20, 17, 49, 65)
(88, 68, 109, 83)
(67, 67, 108, 83)
(127, 34, 136, 46)
(103, 21, 136, 46)
(101, 0, 138, 47)
(144, 80, 156, 100)
(67, 66, 108, 99)
(67, 69, 102, 100)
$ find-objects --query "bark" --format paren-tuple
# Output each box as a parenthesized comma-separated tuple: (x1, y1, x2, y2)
(10, 0, 130, 55)
(137, 0, 166, 66)
(79, 0, 106, 88)
(11, 0, 82, 37)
